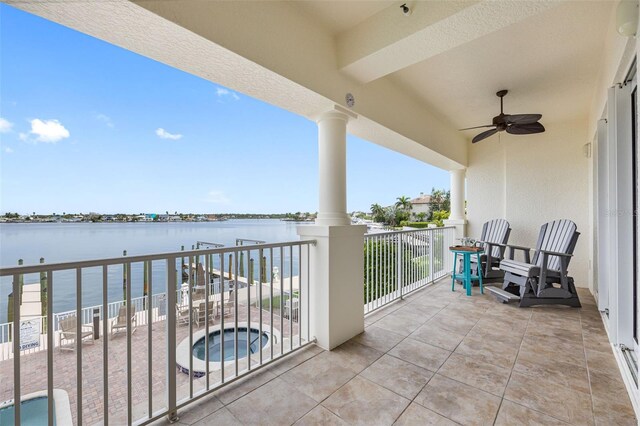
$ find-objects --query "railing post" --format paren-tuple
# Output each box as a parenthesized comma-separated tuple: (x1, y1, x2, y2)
(429, 230, 434, 283)
(166, 257, 179, 423)
(397, 234, 403, 300)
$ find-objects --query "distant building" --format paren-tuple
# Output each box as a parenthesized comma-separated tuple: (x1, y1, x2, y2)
(410, 193, 433, 220)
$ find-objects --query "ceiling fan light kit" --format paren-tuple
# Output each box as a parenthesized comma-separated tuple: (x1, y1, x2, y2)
(459, 90, 545, 143)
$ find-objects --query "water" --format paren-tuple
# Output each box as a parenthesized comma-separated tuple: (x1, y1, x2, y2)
(0, 396, 54, 426)
(0, 220, 308, 323)
(192, 327, 269, 362)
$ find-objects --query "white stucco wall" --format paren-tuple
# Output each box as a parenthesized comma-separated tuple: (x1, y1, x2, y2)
(467, 119, 590, 287)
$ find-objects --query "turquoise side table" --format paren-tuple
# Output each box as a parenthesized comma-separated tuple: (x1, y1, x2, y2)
(450, 248, 484, 296)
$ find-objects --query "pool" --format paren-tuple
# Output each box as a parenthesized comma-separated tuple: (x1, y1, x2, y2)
(192, 327, 268, 362)
(176, 322, 279, 377)
(0, 390, 72, 426)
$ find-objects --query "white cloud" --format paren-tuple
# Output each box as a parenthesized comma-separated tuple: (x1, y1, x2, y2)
(203, 190, 231, 205)
(23, 119, 70, 143)
(156, 128, 183, 140)
(95, 113, 114, 128)
(215, 87, 240, 101)
(4, 147, 14, 154)
(0, 118, 13, 133)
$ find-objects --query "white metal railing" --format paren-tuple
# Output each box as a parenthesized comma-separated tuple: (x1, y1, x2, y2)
(364, 226, 455, 313)
(0, 240, 314, 425)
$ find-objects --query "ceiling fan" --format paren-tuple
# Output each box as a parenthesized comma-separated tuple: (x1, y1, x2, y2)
(460, 90, 545, 143)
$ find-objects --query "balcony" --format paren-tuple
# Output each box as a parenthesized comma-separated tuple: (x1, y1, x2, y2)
(157, 281, 635, 425)
(1, 228, 636, 425)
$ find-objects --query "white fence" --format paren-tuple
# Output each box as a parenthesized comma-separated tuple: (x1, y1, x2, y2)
(364, 227, 455, 313)
(0, 240, 314, 425)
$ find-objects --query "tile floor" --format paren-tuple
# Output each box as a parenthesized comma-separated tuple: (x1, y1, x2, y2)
(157, 280, 636, 425)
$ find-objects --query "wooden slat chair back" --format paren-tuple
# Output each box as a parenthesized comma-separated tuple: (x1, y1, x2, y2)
(461, 219, 510, 284)
(532, 219, 578, 272)
(480, 219, 511, 259)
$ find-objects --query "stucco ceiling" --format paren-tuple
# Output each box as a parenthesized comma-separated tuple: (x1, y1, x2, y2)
(287, 0, 615, 136)
(389, 1, 614, 131)
(290, 0, 395, 35)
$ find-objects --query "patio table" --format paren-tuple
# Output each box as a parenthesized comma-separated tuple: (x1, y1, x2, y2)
(450, 247, 484, 296)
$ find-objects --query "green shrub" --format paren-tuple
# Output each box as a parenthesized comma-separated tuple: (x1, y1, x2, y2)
(399, 221, 431, 229)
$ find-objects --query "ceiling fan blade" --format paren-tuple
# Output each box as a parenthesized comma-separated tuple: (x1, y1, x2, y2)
(459, 124, 495, 131)
(472, 128, 499, 143)
(506, 122, 545, 135)
(504, 114, 542, 125)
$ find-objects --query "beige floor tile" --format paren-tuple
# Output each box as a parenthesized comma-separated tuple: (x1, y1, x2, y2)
(455, 333, 520, 368)
(226, 378, 317, 425)
(264, 344, 324, 376)
(374, 309, 427, 336)
(328, 340, 383, 373)
(351, 325, 405, 353)
(176, 393, 223, 425)
(294, 405, 348, 425)
(437, 352, 512, 396)
(525, 326, 583, 346)
(393, 402, 457, 426)
(192, 407, 243, 426)
(585, 347, 619, 374)
(588, 368, 628, 400)
(465, 326, 524, 346)
(360, 354, 433, 399)
(519, 338, 586, 366)
(396, 303, 442, 320)
(514, 353, 590, 394)
(280, 351, 356, 402)
(322, 376, 410, 425)
(388, 338, 451, 371)
(409, 321, 467, 351)
(592, 394, 637, 425)
(214, 368, 277, 405)
(504, 371, 594, 425)
(494, 400, 569, 425)
(414, 374, 501, 426)
(429, 311, 479, 335)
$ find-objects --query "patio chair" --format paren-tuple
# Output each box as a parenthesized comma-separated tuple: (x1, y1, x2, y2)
(223, 290, 235, 317)
(470, 219, 511, 283)
(176, 303, 198, 327)
(197, 300, 218, 325)
(488, 219, 581, 307)
(284, 297, 299, 322)
(58, 316, 94, 351)
(110, 305, 137, 339)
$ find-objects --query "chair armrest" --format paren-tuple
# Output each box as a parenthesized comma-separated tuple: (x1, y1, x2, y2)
(504, 244, 532, 262)
(505, 244, 531, 251)
(539, 249, 573, 257)
(477, 240, 506, 247)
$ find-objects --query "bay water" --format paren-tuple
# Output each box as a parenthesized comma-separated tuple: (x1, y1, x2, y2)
(0, 220, 307, 323)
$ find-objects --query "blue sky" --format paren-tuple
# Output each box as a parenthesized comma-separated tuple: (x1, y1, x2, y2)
(0, 4, 448, 215)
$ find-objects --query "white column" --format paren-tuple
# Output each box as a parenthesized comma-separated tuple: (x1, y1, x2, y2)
(297, 106, 364, 350)
(315, 110, 351, 226)
(444, 168, 467, 238)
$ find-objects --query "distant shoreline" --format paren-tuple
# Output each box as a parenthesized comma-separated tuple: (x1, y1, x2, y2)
(0, 215, 316, 224)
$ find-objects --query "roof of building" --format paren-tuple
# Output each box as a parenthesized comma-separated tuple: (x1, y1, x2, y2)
(410, 195, 432, 205)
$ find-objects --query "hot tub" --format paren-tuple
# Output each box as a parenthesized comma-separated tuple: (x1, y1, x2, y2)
(176, 322, 279, 377)
(0, 389, 72, 426)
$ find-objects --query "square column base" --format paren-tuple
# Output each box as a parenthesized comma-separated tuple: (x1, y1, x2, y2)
(443, 218, 467, 239)
(297, 225, 366, 350)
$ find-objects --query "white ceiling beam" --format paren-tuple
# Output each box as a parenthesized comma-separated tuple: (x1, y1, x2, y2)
(337, 0, 560, 83)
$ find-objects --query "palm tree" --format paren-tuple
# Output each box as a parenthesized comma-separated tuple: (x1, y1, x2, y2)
(395, 196, 412, 211)
(370, 203, 385, 222)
